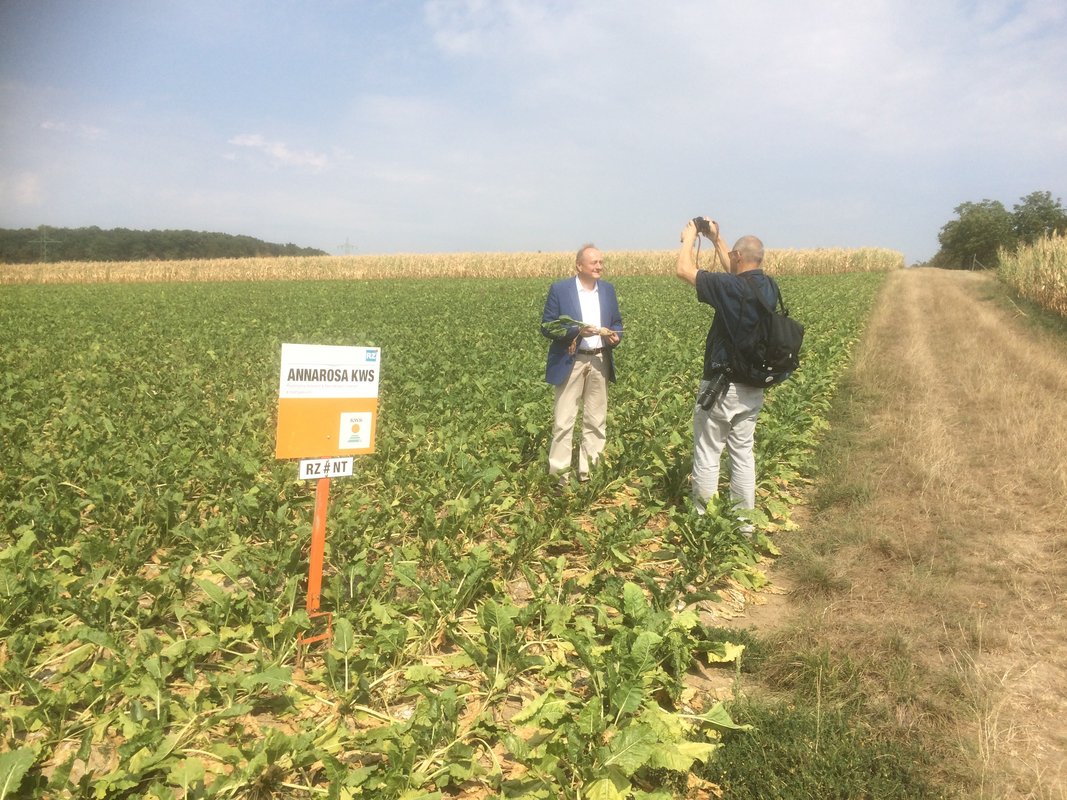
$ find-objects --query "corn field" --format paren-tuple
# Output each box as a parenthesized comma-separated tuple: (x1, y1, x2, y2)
(998, 233, 1067, 317)
(0, 247, 904, 285)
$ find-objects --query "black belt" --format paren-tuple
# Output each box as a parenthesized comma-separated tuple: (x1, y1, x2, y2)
(577, 347, 604, 355)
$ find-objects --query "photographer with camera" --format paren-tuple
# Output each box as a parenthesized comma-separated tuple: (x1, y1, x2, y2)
(675, 217, 779, 520)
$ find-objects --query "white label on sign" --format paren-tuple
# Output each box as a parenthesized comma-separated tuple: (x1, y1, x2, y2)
(279, 343, 381, 399)
(299, 457, 354, 480)
(339, 411, 373, 450)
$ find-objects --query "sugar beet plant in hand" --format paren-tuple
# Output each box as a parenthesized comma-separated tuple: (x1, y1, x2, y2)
(541, 314, 590, 337)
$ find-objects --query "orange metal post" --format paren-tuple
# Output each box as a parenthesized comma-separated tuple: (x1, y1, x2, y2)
(299, 476, 333, 645)
(307, 476, 330, 611)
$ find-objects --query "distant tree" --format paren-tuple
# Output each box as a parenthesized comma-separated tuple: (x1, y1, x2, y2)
(933, 190, 1067, 269)
(0, 227, 327, 263)
(1012, 190, 1067, 246)
(936, 199, 1015, 269)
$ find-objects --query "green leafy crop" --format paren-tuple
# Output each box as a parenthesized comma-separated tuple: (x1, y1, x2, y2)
(0, 271, 885, 797)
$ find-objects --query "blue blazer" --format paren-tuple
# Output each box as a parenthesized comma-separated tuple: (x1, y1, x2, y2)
(541, 277, 623, 386)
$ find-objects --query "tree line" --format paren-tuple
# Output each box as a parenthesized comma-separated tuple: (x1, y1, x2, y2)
(932, 190, 1067, 269)
(0, 226, 327, 264)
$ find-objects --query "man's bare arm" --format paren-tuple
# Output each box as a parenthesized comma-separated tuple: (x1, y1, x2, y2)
(675, 220, 701, 286)
(708, 221, 731, 273)
(677, 217, 729, 285)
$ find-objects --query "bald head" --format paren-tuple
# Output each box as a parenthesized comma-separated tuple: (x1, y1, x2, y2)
(732, 236, 764, 273)
(734, 236, 764, 264)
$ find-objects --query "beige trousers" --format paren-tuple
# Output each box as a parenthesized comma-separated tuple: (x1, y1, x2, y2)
(548, 353, 609, 478)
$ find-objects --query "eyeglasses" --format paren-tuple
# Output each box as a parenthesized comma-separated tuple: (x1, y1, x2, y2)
(728, 250, 740, 259)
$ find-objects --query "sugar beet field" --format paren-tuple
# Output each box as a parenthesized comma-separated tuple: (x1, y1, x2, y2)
(1, 271, 885, 798)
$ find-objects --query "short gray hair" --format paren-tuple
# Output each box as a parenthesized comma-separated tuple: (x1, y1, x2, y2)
(733, 236, 764, 265)
(576, 243, 598, 265)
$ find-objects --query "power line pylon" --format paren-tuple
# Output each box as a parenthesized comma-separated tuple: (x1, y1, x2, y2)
(36, 225, 60, 262)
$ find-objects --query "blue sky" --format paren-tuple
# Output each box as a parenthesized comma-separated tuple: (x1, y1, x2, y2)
(2, 0, 1065, 264)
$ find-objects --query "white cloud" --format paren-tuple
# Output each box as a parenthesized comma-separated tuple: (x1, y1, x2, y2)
(404, 0, 1066, 260)
(227, 133, 329, 171)
(418, 0, 1067, 159)
(40, 120, 107, 140)
(3, 2, 1064, 262)
(424, 0, 610, 59)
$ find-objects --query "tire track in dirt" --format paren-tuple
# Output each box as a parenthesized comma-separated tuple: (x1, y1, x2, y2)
(882, 269, 1067, 798)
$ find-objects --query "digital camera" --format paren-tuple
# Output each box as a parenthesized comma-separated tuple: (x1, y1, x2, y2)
(697, 372, 730, 410)
(693, 217, 713, 237)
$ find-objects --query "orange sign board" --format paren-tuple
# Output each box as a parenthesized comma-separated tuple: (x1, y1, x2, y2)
(275, 344, 380, 459)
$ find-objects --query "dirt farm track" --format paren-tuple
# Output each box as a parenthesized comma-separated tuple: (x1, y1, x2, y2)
(733, 268, 1067, 798)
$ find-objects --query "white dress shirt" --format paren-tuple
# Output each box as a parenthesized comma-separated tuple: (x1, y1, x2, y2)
(576, 277, 603, 350)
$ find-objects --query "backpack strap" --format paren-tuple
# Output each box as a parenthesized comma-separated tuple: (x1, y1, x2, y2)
(742, 274, 788, 316)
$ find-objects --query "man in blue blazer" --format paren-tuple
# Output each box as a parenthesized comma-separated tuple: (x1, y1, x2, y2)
(540, 244, 624, 485)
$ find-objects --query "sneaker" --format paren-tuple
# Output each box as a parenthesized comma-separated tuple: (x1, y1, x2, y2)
(736, 513, 755, 537)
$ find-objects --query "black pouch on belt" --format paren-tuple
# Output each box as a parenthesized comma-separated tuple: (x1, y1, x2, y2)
(697, 372, 730, 411)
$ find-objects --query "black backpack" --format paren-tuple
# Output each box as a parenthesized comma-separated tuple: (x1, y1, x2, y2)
(724, 276, 804, 387)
